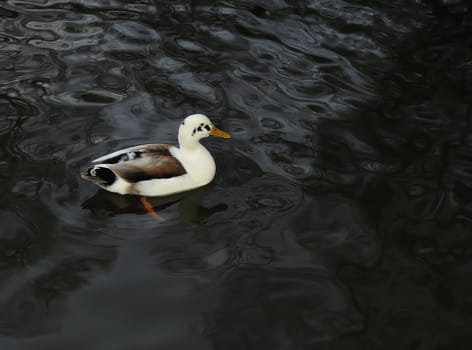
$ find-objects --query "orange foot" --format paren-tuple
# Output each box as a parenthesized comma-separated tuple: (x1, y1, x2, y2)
(140, 197, 164, 222)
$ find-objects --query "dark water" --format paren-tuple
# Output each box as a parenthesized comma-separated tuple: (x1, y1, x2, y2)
(1, 0, 472, 349)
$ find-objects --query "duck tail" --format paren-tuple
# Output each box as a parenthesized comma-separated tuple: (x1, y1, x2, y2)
(81, 165, 117, 186)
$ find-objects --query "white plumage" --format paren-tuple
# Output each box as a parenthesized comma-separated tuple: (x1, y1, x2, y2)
(81, 114, 231, 196)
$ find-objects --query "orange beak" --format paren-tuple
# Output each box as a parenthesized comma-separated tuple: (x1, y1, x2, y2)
(209, 126, 231, 139)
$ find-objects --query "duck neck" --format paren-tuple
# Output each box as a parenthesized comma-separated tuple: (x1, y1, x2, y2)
(178, 133, 204, 152)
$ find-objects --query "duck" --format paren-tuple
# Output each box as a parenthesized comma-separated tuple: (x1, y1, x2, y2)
(81, 114, 231, 197)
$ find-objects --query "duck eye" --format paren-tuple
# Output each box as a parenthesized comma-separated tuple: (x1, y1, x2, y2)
(204, 124, 211, 131)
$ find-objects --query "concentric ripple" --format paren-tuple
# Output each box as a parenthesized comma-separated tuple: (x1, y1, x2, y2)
(1, 0, 472, 349)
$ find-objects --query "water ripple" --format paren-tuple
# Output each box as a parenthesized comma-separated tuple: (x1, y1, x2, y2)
(46, 89, 125, 106)
(1, 0, 471, 347)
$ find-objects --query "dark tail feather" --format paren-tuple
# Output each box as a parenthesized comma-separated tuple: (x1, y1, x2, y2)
(81, 166, 117, 186)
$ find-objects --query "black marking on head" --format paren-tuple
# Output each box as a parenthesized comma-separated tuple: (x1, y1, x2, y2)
(192, 123, 210, 136)
(182, 121, 185, 125)
(89, 167, 116, 186)
(204, 124, 211, 131)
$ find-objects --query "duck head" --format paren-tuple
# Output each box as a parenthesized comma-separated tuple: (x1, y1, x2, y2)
(178, 114, 231, 149)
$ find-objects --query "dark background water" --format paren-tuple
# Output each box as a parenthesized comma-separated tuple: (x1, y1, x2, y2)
(1, 0, 472, 349)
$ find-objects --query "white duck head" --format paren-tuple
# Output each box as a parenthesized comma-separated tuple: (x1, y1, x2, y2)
(178, 114, 231, 149)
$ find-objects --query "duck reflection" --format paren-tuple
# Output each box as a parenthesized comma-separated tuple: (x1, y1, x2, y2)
(81, 184, 228, 223)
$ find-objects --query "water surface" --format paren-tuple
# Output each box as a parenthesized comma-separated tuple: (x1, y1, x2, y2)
(1, 0, 472, 349)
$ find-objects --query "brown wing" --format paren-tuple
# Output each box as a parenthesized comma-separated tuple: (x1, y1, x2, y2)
(104, 144, 186, 183)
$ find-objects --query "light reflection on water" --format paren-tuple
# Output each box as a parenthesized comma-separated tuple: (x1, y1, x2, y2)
(1, 0, 472, 349)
